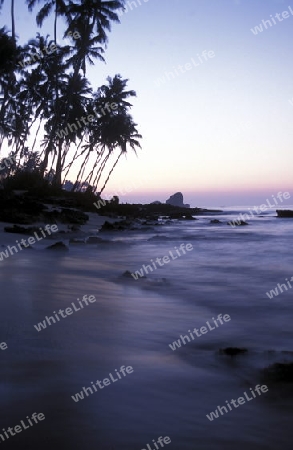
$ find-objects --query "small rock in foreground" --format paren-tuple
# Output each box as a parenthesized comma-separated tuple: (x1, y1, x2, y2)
(46, 241, 69, 251)
(262, 362, 293, 383)
(219, 347, 248, 357)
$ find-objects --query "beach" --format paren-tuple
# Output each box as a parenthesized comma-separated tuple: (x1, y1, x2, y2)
(0, 206, 293, 449)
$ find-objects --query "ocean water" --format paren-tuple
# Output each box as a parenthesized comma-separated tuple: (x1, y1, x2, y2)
(0, 206, 293, 449)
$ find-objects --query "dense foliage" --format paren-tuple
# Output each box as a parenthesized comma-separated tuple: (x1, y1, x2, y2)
(0, 0, 141, 193)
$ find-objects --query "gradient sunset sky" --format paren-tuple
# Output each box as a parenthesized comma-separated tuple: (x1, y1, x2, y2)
(1, 0, 293, 206)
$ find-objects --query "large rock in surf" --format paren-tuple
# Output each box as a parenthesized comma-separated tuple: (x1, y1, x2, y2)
(276, 210, 293, 218)
(166, 192, 190, 208)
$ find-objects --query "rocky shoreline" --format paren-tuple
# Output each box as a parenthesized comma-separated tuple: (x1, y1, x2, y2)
(0, 190, 222, 227)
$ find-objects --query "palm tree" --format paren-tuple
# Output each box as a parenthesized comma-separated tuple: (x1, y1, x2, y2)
(98, 74, 136, 114)
(0, 0, 142, 192)
(0, 28, 25, 156)
(65, 0, 125, 71)
(63, 0, 125, 110)
(98, 113, 141, 195)
(53, 72, 92, 185)
(75, 73, 137, 192)
(26, 1, 70, 185)
(61, 1, 126, 179)
(26, 0, 68, 44)
(0, 0, 16, 42)
(27, 0, 126, 189)
(0, 27, 18, 122)
(19, 34, 71, 177)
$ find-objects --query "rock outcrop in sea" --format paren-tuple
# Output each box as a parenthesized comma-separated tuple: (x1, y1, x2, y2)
(166, 192, 190, 208)
(276, 210, 293, 218)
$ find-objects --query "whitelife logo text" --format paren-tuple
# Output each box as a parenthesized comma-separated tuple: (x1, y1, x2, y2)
(131, 243, 193, 280)
(34, 295, 96, 332)
(169, 314, 231, 351)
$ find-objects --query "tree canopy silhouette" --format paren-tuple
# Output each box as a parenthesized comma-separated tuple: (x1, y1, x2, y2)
(0, 0, 141, 192)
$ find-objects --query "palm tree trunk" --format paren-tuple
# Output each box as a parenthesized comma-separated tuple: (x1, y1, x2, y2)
(71, 149, 90, 191)
(31, 120, 42, 152)
(92, 151, 109, 188)
(63, 139, 83, 179)
(53, 140, 63, 186)
(84, 152, 101, 187)
(99, 150, 122, 195)
(95, 153, 109, 184)
(11, 0, 15, 43)
(49, 150, 56, 174)
(40, 140, 54, 177)
(54, 1, 57, 44)
(78, 151, 91, 190)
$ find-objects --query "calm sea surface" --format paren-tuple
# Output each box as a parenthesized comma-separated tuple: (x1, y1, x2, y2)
(0, 206, 293, 449)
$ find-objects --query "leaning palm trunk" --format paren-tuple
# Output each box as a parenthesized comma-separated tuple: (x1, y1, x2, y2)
(63, 139, 83, 180)
(53, 140, 63, 186)
(80, 149, 106, 191)
(83, 150, 104, 188)
(31, 120, 42, 152)
(99, 150, 123, 195)
(85, 145, 107, 186)
(78, 149, 92, 189)
(93, 153, 108, 185)
(0, 87, 10, 126)
(61, 142, 70, 169)
(78, 151, 91, 189)
(49, 149, 57, 174)
(92, 151, 110, 190)
(83, 160, 98, 187)
(71, 148, 91, 191)
(40, 140, 54, 177)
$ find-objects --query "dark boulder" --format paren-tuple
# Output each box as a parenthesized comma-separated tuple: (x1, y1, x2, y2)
(276, 210, 293, 218)
(168, 212, 197, 220)
(182, 214, 196, 220)
(4, 225, 40, 234)
(100, 219, 141, 232)
(121, 270, 147, 279)
(219, 347, 248, 357)
(46, 241, 69, 251)
(262, 362, 293, 383)
(43, 208, 88, 225)
(100, 221, 117, 231)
